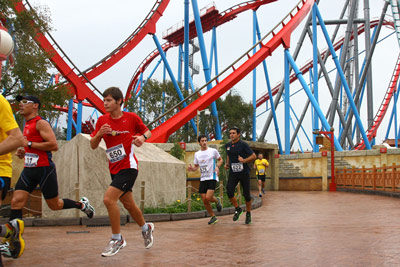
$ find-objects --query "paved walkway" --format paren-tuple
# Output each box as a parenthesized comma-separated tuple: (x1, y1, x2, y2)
(3, 191, 400, 266)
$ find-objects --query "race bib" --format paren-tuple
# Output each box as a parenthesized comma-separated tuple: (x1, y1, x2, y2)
(199, 165, 209, 174)
(106, 144, 127, 163)
(231, 162, 244, 173)
(25, 153, 39, 167)
(258, 168, 265, 174)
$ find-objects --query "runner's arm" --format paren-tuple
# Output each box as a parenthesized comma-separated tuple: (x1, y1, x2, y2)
(34, 120, 58, 151)
(0, 127, 24, 155)
(133, 129, 151, 147)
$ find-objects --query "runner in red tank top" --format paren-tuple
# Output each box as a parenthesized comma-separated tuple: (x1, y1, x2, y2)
(10, 95, 96, 254)
(90, 87, 154, 257)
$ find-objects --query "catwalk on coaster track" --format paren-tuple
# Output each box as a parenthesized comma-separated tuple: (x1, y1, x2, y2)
(11, 0, 400, 152)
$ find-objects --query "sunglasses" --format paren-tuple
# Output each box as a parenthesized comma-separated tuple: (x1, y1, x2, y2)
(20, 100, 34, 104)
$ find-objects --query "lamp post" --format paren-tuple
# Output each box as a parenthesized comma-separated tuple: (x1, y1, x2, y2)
(196, 109, 210, 139)
(314, 127, 336, 191)
(0, 25, 14, 79)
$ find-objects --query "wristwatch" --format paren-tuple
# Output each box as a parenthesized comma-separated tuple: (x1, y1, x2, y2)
(143, 134, 148, 140)
(28, 141, 32, 148)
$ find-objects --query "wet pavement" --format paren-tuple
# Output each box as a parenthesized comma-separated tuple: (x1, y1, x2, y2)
(4, 191, 400, 266)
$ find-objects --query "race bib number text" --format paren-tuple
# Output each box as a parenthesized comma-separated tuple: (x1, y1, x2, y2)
(231, 162, 244, 172)
(25, 153, 39, 167)
(106, 144, 127, 163)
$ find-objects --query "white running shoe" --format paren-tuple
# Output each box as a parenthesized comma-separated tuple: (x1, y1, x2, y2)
(142, 223, 154, 249)
(80, 197, 95, 218)
(101, 237, 127, 257)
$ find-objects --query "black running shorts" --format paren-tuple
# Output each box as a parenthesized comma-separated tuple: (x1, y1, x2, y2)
(257, 174, 266, 182)
(110, 168, 138, 192)
(198, 180, 217, 194)
(15, 164, 59, 199)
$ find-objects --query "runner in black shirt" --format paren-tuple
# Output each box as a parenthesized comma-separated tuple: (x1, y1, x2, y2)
(224, 126, 256, 224)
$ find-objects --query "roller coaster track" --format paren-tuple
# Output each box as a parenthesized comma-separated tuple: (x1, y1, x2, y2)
(13, 0, 169, 113)
(148, 0, 314, 143)
(354, 52, 400, 150)
(255, 19, 394, 107)
(125, 0, 278, 104)
(252, 18, 397, 151)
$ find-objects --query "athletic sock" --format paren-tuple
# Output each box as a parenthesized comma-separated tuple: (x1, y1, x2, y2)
(112, 233, 122, 240)
(9, 209, 22, 221)
(62, 198, 82, 210)
(141, 223, 149, 232)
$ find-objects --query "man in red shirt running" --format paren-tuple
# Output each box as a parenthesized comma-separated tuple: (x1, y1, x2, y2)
(90, 87, 154, 257)
(10, 95, 95, 241)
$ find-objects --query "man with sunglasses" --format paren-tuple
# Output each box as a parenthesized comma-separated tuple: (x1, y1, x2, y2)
(0, 94, 26, 260)
(10, 95, 95, 235)
(224, 126, 256, 224)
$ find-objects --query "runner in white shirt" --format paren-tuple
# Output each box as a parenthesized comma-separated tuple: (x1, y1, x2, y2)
(188, 135, 223, 225)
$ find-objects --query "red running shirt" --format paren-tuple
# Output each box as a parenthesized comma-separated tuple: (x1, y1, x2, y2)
(91, 112, 148, 174)
(23, 116, 52, 167)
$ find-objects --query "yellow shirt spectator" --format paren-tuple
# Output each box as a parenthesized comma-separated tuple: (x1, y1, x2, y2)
(254, 158, 269, 175)
(0, 95, 19, 177)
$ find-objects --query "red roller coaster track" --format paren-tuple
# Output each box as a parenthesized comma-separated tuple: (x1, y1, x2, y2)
(255, 19, 394, 108)
(125, 0, 278, 104)
(148, 0, 315, 143)
(13, 0, 170, 114)
(253, 19, 396, 150)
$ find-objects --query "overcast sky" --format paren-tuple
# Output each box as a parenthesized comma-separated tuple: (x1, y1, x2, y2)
(28, 0, 397, 149)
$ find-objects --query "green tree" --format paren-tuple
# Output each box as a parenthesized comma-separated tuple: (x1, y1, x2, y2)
(0, 0, 70, 124)
(126, 79, 253, 142)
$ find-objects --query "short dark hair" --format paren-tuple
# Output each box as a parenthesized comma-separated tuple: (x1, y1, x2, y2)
(229, 126, 241, 134)
(103, 87, 123, 106)
(198, 134, 207, 143)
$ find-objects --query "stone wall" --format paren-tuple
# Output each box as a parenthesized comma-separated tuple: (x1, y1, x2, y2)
(278, 146, 400, 191)
(12, 134, 186, 218)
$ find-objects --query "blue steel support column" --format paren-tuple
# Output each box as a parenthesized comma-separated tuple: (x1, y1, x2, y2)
(208, 27, 215, 75)
(76, 100, 82, 134)
(255, 14, 282, 153)
(184, 0, 190, 92)
(285, 49, 343, 151)
(153, 34, 197, 133)
(162, 60, 167, 123)
(67, 99, 74, 141)
(284, 51, 291, 154)
(191, 0, 222, 140)
(178, 44, 183, 84)
(252, 10, 257, 141)
(213, 27, 219, 81)
(314, 4, 371, 149)
(312, 5, 319, 152)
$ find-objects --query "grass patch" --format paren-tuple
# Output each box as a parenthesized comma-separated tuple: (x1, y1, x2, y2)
(144, 192, 242, 214)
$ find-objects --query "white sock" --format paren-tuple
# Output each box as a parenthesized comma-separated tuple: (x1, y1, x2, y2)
(112, 233, 122, 240)
(141, 223, 149, 232)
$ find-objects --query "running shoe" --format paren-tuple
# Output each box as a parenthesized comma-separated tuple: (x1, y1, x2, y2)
(142, 223, 154, 249)
(262, 188, 266, 194)
(80, 197, 95, 218)
(216, 197, 222, 212)
(259, 194, 262, 197)
(245, 212, 252, 224)
(233, 207, 243, 221)
(0, 242, 12, 258)
(208, 216, 218, 225)
(101, 237, 126, 257)
(4, 219, 25, 258)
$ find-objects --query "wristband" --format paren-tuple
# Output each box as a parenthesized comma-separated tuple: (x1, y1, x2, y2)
(143, 134, 148, 140)
(28, 141, 32, 149)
